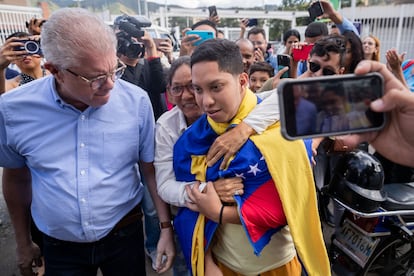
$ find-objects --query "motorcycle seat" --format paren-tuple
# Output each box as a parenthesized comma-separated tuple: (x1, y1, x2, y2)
(382, 182, 414, 212)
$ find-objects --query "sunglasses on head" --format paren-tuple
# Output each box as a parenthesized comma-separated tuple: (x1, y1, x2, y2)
(309, 62, 336, 76)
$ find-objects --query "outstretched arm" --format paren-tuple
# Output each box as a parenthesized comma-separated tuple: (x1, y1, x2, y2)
(3, 166, 42, 276)
(339, 60, 414, 167)
(318, 0, 359, 35)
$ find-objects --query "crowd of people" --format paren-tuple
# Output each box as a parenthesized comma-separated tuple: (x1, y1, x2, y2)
(0, 0, 413, 275)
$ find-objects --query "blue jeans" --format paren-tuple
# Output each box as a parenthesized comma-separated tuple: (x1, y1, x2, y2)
(173, 230, 191, 276)
(141, 181, 160, 255)
(42, 222, 146, 276)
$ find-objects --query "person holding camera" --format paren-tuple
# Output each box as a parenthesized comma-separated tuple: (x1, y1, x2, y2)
(0, 32, 47, 94)
(113, 15, 170, 271)
(114, 15, 168, 121)
(1, 8, 174, 275)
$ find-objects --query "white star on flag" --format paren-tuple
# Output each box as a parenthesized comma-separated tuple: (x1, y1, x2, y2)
(247, 163, 261, 176)
(235, 172, 245, 179)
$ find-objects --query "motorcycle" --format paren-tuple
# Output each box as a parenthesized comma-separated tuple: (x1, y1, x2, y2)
(322, 150, 414, 275)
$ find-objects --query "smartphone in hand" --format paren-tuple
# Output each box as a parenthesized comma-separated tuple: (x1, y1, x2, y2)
(246, 18, 258, 27)
(208, 5, 218, 17)
(277, 54, 291, 78)
(153, 38, 170, 50)
(278, 73, 386, 140)
(292, 44, 314, 61)
(308, 1, 324, 21)
(186, 30, 215, 46)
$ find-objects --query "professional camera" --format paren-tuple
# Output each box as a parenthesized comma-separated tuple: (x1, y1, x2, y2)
(114, 15, 151, 59)
(13, 39, 42, 56)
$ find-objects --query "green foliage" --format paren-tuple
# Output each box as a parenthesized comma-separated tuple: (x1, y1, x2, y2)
(281, 0, 308, 10)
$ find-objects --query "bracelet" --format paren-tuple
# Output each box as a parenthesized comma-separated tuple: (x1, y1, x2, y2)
(219, 205, 225, 225)
(146, 56, 159, 62)
(159, 221, 173, 230)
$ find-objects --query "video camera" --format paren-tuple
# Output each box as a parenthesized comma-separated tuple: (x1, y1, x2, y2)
(114, 15, 152, 59)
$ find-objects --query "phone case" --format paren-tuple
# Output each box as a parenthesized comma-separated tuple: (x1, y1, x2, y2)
(208, 6, 217, 17)
(308, 1, 324, 21)
(247, 19, 258, 27)
(277, 54, 291, 78)
(186, 30, 215, 46)
(153, 38, 169, 48)
(278, 73, 386, 141)
(292, 44, 314, 61)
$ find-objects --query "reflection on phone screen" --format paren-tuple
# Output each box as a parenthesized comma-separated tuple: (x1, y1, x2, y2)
(281, 74, 385, 139)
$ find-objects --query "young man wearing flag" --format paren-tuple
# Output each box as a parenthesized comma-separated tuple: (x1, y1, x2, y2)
(173, 39, 330, 275)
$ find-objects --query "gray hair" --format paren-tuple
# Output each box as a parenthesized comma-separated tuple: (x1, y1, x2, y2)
(41, 8, 117, 69)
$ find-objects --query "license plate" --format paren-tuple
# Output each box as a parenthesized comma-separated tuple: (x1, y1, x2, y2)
(335, 219, 380, 267)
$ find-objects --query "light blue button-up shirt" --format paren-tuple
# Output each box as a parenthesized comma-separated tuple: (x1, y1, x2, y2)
(0, 76, 155, 242)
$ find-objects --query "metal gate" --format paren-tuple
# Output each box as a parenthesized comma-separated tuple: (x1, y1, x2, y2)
(343, 4, 414, 63)
(0, 4, 42, 44)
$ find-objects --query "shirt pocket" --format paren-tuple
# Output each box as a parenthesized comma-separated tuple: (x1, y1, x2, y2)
(103, 131, 138, 169)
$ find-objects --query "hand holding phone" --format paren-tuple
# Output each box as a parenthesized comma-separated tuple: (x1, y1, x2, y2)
(278, 73, 386, 140)
(292, 44, 314, 62)
(308, 1, 324, 21)
(185, 30, 215, 46)
(153, 38, 170, 50)
(253, 47, 265, 62)
(246, 18, 258, 27)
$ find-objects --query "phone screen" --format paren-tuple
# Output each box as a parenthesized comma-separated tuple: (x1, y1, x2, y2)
(278, 73, 386, 140)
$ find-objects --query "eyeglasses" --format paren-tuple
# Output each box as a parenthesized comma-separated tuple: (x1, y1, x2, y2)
(170, 83, 194, 96)
(309, 61, 336, 76)
(66, 60, 126, 90)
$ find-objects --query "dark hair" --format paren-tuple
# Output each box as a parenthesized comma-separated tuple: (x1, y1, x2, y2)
(283, 29, 301, 43)
(310, 34, 346, 67)
(342, 30, 364, 73)
(166, 56, 191, 86)
(248, 61, 274, 78)
(191, 19, 218, 36)
(305, 22, 328, 38)
(191, 39, 244, 76)
(6, 31, 30, 40)
(323, 82, 345, 97)
(247, 27, 266, 40)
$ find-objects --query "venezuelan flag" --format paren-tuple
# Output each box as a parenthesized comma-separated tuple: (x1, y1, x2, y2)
(173, 89, 330, 276)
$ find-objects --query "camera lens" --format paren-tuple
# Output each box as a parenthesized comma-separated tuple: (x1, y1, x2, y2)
(24, 41, 40, 54)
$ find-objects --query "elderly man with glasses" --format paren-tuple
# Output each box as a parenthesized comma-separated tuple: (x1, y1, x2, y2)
(0, 8, 174, 276)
